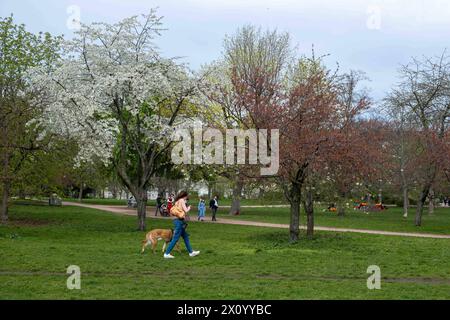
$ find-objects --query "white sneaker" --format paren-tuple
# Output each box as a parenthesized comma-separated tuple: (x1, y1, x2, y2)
(189, 251, 200, 257)
(164, 253, 175, 259)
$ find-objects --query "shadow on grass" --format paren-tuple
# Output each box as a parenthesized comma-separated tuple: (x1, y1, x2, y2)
(11, 200, 48, 206)
(244, 229, 351, 251)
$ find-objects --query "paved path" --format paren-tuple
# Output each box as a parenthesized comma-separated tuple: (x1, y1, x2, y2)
(221, 205, 290, 208)
(63, 202, 450, 239)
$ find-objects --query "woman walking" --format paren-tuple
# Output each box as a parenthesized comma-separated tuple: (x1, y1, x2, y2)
(164, 191, 200, 259)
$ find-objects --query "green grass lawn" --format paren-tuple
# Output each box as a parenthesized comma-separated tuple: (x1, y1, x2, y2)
(0, 203, 449, 299)
(215, 206, 450, 235)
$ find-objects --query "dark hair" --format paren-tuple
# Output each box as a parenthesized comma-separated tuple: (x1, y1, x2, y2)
(175, 191, 189, 202)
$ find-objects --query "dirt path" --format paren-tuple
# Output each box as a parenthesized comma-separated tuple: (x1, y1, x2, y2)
(63, 202, 450, 239)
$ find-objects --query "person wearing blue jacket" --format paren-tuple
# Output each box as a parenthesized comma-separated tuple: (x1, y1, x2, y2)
(198, 198, 206, 221)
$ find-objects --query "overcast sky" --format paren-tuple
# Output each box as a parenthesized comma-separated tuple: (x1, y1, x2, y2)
(2, 0, 450, 102)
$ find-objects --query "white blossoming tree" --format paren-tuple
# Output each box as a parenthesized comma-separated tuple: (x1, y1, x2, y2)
(35, 10, 200, 230)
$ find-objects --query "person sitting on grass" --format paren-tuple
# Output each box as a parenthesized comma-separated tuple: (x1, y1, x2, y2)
(198, 198, 206, 221)
(164, 191, 200, 259)
(327, 203, 337, 212)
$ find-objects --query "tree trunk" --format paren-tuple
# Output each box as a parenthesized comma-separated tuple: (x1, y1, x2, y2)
(304, 188, 314, 239)
(1, 180, 10, 223)
(1, 152, 10, 223)
(229, 197, 241, 215)
(289, 183, 301, 242)
(428, 188, 434, 215)
(399, 106, 409, 218)
(337, 197, 346, 217)
(229, 178, 243, 215)
(207, 182, 213, 200)
(136, 189, 148, 231)
(18, 189, 25, 200)
(337, 205, 345, 217)
(78, 182, 83, 203)
(402, 185, 409, 218)
(112, 186, 117, 199)
(415, 184, 431, 226)
(257, 187, 265, 199)
(400, 166, 408, 217)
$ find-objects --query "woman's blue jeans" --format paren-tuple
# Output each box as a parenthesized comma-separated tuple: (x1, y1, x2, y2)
(165, 219, 193, 254)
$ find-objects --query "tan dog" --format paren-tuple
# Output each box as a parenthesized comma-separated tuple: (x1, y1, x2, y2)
(141, 229, 181, 254)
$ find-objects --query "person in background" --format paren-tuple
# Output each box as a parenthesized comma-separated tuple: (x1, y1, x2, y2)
(155, 193, 163, 216)
(164, 191, 200, 259)
(198, 198, 206, 221)
(209, 195, 219, 222)
(167, 193, 174, 213)
(127, 195, 137, 208)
